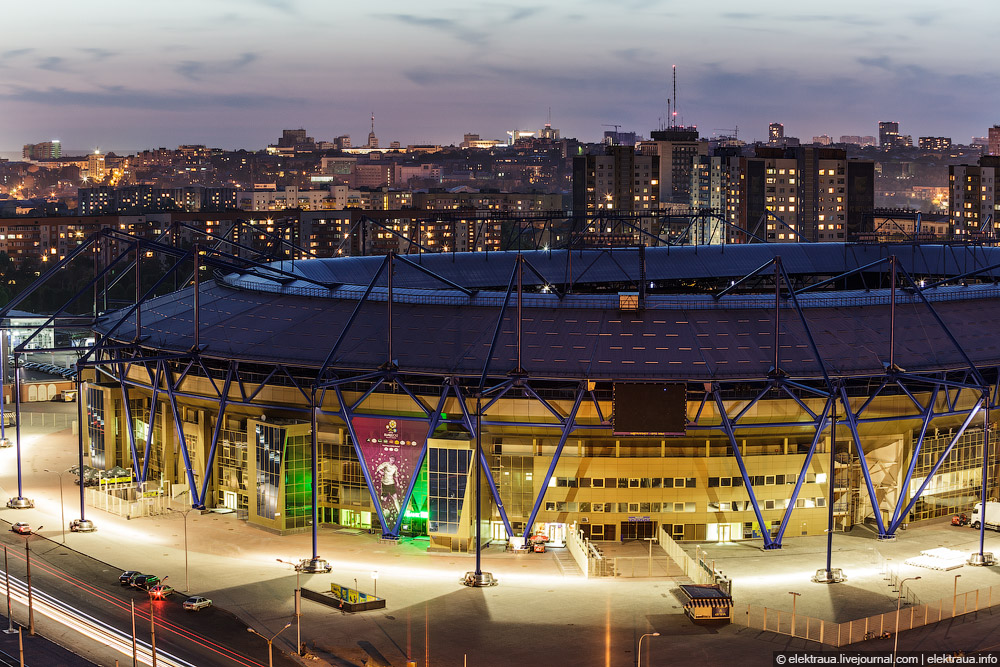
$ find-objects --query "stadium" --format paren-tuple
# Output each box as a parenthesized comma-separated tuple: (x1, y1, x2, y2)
(28, 241, 1000, 557)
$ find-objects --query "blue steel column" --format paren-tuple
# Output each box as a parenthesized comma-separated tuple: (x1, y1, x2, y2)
(118, 379, 143, 482)
(76, 362, 86, 520)
(453, 384, 513, 537)
(11, 354, 25, 502)
(311, 386, 320, 558)
(837, 385, 887, 537)
(163, 364, 201, 507)
(825, 403, 837, 578)
(197, 365, 235, 508)
(773, 395, 833, 544)
(521, 386, 585, 541)
(391, 384, 451, 536)
(977, 390, 990, 559)
(889, 397, 984, 533)
(712, 388, 773, 549)
(890, 385, 939, 527)
(141, 363, 164, 484)
(335, 386, 390, 535)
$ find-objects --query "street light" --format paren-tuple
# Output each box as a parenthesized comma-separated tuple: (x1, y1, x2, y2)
(3, 546, 15, 635)
(276, 559, 303, 655)
(247, 622, 292, 667)
(893, 576, 921, 664)
(789, 591, 801, 636)
(167, 507, 194, 592)
(637, 632, 660, 667)
(44, 468, 67, 543)
(953, 574, 962, 617)
(19, 525, 42, 636)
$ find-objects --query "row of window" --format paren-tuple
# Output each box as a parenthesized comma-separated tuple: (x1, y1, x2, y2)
(542, 497, 828, 513)
(553, 476, 697, 489)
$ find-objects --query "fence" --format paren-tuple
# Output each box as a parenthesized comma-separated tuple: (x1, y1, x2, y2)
(741, 584, 1000, 647)
(658, 526, 715, 585)
(613, 555, 676, 578)
(84, 481, 171, 518)
(566, 525, 614, 577)
(9, 412, 73, 429)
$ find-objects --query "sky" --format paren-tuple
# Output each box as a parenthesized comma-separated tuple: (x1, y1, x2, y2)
(1, 0, 998, 152)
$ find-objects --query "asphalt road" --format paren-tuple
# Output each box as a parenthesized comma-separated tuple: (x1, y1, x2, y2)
(0, 527, 299, 667)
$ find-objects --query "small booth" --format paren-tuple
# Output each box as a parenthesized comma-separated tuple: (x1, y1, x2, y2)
(679, 584, 732, 623)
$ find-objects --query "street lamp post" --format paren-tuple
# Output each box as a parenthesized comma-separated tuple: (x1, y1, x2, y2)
(44, 469, 67, 543)
(3, 546, 15, 634)
(22, 526, 42, 636)
(953, 574, 962, 617)
(167, 508, 193, 592)
(637, 632, 660, 667)
(893, 576, 921, 664)
(789, 591, 801, 636)
(276, 559, 302, 655)
(247, 622, 292, 667)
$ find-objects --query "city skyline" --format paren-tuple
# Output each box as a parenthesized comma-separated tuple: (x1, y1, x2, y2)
(2, 0, 998, 151)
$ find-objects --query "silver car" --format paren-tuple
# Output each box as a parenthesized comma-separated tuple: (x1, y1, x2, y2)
(182, 596, 212, 611)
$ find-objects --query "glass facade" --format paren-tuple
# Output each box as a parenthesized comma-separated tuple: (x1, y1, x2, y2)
(217, 427, 249, 511)
(428, 447, 470, 534)
(86, 387, 106, 469)
(284, 433, 312, 530)
(255, 424, 285, 520)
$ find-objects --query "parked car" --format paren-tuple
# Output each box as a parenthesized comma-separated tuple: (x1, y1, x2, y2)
(128, 573, 158, 589)
(148, 584, 174, 599)
(182, 596, 212, 611)
(119, 571, 141, 585)
(10, 522, 32, 535)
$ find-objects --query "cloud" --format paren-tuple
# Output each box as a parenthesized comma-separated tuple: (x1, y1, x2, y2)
(175, 52, 261, 81)
(0, 85, 301, 112)
(2, 48, 33, 59)
(508, 7, 541, 22)
(385, 13, 486, 45)
(613, 48, 650, 63)
(38, 57, 69, 72)
(80, 48, 116, 61)
(856, 55, 930, 78)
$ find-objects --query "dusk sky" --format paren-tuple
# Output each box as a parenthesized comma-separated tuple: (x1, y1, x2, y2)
(2, 0, 997, 152)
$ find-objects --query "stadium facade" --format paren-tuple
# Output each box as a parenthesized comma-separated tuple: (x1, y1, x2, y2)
(69, 243, 1000, 552)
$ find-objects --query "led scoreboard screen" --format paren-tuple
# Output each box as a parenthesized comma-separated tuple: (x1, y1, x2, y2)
(612, 383, 687, 436)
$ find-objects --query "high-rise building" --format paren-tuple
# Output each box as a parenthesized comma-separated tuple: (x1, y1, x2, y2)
(878, 122, 911, 149)
(812, 135, 833, 146)
(572, 145, 659, 213)
(689, 146, 874, 244)
(989, 126, 1000, 156)
(838, 136, 877, 147)
(637, 127, 707, 206)
(950, 156, 1000, 235)
(769, 123, 784, 144)
(919, 137, 952, 151)
(22, 141, 61, 160)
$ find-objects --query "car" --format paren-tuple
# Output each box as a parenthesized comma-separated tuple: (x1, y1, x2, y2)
(182, 596, 212, 611)
(148, 584, 174, 599)
(128, 573, 157, 589)
(138, 576, 161, 591)
(10, 522, 31, 535)
(119, 571, 141, 585)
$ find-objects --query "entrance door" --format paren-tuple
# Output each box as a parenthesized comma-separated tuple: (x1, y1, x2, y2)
(718, 523, 731, 542)
(222, 491, 237, 510)
(620, 520, 657, 541)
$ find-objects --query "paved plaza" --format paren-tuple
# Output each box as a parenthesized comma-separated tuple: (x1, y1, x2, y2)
(2, 404, 1000, 666)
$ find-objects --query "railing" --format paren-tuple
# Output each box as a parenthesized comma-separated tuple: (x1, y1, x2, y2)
(658, 526, 715, 585)
(741, 585, 1000, 647)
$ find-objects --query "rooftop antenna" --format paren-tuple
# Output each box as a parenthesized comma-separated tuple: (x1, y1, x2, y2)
(672, 65, 677, 128)
(370, 112, 375, 134)
(547, 106, 551, 127)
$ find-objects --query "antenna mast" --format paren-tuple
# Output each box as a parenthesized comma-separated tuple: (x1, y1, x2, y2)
(672, 65, 677, 128)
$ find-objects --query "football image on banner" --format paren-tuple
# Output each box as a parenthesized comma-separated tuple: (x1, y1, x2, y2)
(352, 417, 428, 529)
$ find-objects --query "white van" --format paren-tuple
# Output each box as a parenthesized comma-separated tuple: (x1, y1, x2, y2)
(970, 501, 1000, 530)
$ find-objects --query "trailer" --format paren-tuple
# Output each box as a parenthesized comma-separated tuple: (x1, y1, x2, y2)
(679, 584, 732, 623)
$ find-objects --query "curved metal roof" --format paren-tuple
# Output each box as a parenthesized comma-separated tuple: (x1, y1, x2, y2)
(96, 244, 1000, 382)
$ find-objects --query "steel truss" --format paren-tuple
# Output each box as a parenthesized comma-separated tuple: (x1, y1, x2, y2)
(1, 233, 997, 568)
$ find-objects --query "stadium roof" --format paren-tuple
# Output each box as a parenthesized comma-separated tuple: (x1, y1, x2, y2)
(96, 244, 1000, 382)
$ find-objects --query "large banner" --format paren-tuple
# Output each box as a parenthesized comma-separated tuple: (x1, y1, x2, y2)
(352, 417, 428, 529)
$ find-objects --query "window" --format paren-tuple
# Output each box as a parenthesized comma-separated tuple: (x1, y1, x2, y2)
(673, 502, 685, 512)
(592, 478, 605, 488)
